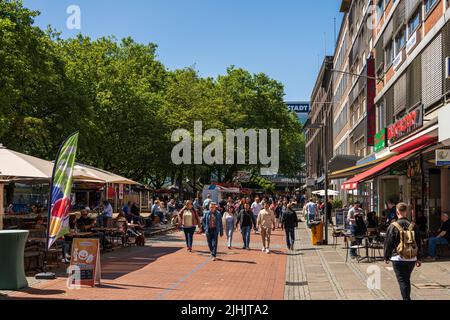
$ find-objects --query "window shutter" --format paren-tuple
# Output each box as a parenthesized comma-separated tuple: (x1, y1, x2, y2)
(394, 0, 406, 34)
(383, 19, 394, 48)
(394, 73, 407, 116)
(444, 21, 450, 93)
(375, 39, 384, 71)
(406, 0, 421, 20)
(422, 34, 443, 108)
(385, 87, 394, 126)
(407, 55, 422, 108)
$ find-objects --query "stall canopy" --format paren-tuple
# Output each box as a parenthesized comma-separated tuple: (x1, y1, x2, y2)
(73, 163, 139, 185)
(341, 146, 424, 190)
(329, 154, 392, 180)
(0, 145, 52, 180)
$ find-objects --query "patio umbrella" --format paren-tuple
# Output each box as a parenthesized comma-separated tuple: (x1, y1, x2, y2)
(0, 145, 54, 230)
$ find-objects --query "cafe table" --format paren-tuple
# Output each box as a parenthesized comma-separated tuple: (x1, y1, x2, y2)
(0, 230, 29, 290)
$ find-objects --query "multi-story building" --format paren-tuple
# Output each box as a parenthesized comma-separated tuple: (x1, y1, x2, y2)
(316, 0, 450, 231)
(305, 56, 334, 195)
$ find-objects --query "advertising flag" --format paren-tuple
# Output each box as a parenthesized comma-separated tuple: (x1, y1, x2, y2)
(47, 132, 79, 249)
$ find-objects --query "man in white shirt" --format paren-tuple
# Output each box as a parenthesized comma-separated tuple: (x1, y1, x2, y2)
(347, 201, 363, 258)
(251, 197, 262, 233)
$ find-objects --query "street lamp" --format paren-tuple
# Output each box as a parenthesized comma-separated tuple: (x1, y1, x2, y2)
(305, 122, 329, 245)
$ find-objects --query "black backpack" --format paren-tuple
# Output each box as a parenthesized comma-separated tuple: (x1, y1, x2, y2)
(355, 214, 367, 236)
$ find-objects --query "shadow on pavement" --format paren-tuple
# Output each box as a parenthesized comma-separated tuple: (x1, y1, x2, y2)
(217, 259, 257, 264)
(101, 246, 182, 280)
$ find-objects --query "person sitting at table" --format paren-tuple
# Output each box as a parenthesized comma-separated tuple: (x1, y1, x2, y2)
(415, 211, 428, 236)
(122, 201, 132, 222)
(77, 209, 95, 231)
(425, 213, 450, 262)
(102, 200, 113, 228)
(34, 215, 46, 231)
(365, 211, 378, 229)
(131, 202, 143, 224)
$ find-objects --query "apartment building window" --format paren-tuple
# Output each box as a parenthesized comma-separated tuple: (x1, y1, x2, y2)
(376, 102, 386, 132)
(385, 40, 395, 68)
(377, 0, 384, 22)
(407, 9, 421, 38)
(394, 27, 406, 55)
(425, 0, 438, 15)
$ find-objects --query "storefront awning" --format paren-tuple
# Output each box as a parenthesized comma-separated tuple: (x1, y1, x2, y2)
(329, 154, 392, 180)
(341, 146, 424, 190)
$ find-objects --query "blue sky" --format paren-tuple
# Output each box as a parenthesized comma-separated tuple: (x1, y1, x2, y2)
(23, 0, 343, 101)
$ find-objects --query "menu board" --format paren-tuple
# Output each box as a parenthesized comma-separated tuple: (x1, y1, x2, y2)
(69, 238, 101, 287)
(335, 209, 347, 229)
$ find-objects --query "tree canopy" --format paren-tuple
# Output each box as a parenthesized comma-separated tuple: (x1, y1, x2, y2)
(0, 0, 305, 187)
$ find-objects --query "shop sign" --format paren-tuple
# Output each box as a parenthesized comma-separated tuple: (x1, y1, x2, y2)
(306, 178, 315, 187)
(439, 104, 450, 143)
(436, 149, 450, 166)
(119, 184, 124, 200)
(406, 32, 417, 54)
(69, 238, 101, 287)
(387, 106, 423, 145)
(374, 128, 387, 152)
(366, 57, 376, 146)
(393, 52, 403, 71)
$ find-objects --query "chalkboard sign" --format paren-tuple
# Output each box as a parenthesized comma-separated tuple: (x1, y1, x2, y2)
(335, 209, 345, 228)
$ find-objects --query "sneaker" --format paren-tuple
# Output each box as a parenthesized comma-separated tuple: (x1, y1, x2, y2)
(211, 256, 216, 261)
(262, 247, 266, 252)
(242, 246, 246, 249)
(424, 256, 437, 262)
(265, 249, 270, 254)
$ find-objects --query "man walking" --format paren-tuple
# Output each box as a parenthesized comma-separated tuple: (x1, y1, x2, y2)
(202, 202, 223, 261)
(236, 203, 255, 250)
(257, 202, 276, 254)
(384, 203, 422, 300)
(251, 197, 262, 234)
(347, 201, 363, 259)
(281, 202, 298, 250)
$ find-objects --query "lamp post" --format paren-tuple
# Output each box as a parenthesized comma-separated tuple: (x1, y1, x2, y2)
(305, 123, 329, 245)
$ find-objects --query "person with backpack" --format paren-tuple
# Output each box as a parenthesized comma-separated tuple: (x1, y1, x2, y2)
(384, 203, 422, 300)
(281, 202, 299, 250)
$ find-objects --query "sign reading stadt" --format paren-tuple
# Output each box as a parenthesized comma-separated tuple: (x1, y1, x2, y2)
(387, 106, 423, 145)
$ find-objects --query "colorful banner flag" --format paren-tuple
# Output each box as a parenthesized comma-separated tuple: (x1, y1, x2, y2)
(48, 132, 79, 249)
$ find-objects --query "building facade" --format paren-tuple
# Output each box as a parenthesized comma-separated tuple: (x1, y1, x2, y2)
(305, 56, 334, 196)
(308, 0, 450, 232)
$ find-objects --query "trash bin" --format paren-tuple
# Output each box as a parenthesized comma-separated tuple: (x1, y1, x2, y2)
(311, 222, 324, 245)
(0, 230, 29, 290)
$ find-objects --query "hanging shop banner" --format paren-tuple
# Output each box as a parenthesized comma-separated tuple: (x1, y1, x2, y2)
(387, 106, 423, 145)
(374, 128, 387, 153)
(436, 149, 450, 166)
(366, 57, 376, 146)
(69, 238, 101, 287)
(48, 132, 79, 249)
(119, 184, 124, 200)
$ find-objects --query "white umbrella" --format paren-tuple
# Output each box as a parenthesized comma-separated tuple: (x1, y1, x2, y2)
(0, 145, 55, 230)
(312, 190, 340, 197)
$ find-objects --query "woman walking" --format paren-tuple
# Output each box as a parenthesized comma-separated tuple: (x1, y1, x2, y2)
(178, 200, 201, 252)
(223, 205, 237, 249)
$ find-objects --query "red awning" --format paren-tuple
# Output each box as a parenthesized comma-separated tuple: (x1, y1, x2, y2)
(341, 145, 423, 190)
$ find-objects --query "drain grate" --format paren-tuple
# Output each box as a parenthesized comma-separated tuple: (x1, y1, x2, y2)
(413, 283, 446, 289)
(285, 281, 308, 287)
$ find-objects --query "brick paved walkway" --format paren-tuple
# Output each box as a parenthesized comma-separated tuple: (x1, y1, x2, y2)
(3, 228, 287, 300)
(2, 214, 450, 300)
